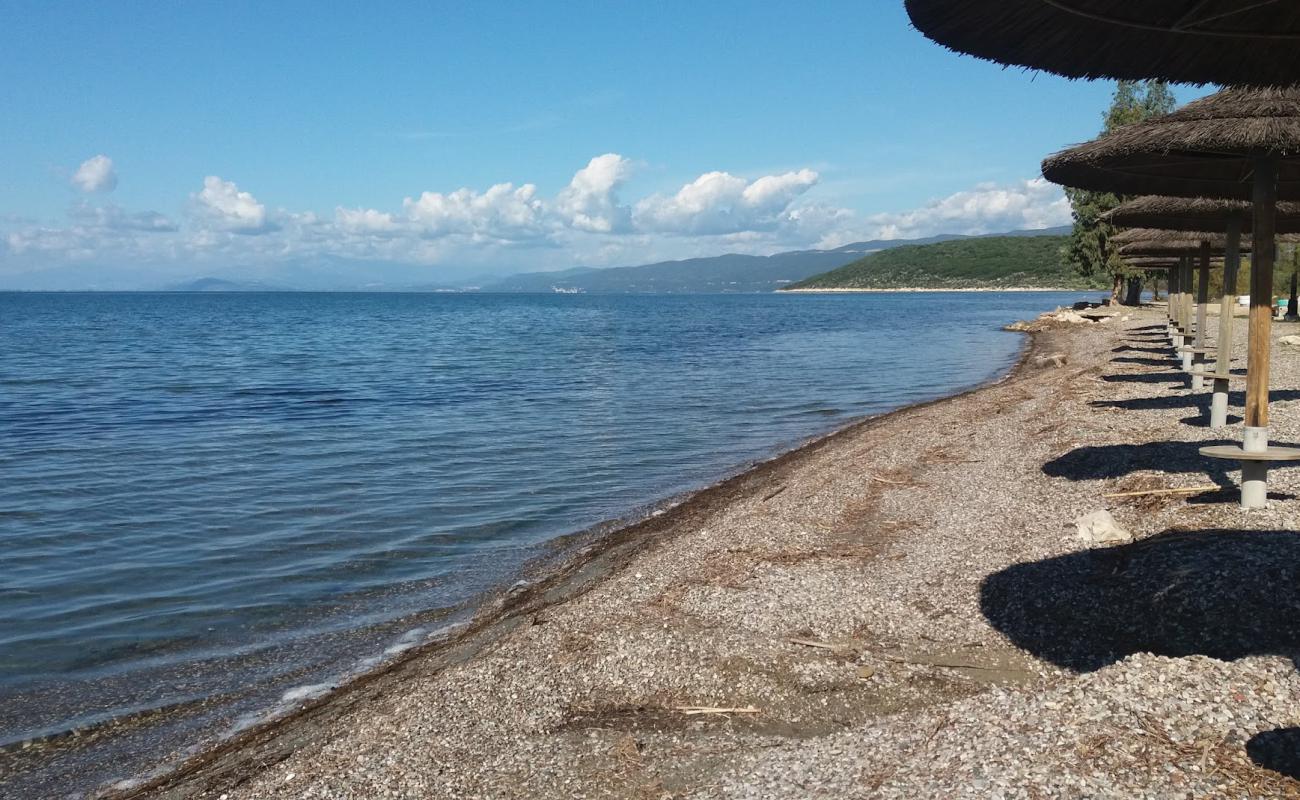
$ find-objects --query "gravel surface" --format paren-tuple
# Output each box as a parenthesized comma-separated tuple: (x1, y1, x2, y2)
(127, 305, 1300, 799)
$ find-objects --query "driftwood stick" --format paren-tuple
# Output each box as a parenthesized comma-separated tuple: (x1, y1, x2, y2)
(787, 637, 863, 654)
(674, 706, 761, 716)
(1103, 486, 1219, 499)
(761, 486, 787, 502)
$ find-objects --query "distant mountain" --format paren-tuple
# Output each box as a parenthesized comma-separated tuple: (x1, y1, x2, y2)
(482, 226, 1072, 294)
(785, 234, 1105, 291)
(164, 277, 294, 292)
(482, 253, 854, 293)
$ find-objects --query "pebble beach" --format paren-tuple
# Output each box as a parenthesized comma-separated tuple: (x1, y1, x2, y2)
(117, 303, 1300, 799)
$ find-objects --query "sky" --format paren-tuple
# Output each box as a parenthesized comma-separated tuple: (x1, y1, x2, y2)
(0, 1, 1212, 289)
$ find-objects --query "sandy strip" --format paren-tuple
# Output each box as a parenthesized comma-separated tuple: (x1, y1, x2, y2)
(117, 307, 1300, 799)
(779, 286, 1087, 293)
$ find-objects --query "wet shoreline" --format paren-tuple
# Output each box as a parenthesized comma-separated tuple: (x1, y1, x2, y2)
(95, 324, 1044, 799)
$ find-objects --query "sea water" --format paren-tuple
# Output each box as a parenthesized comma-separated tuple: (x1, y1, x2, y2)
(0, 290, 1092, 795)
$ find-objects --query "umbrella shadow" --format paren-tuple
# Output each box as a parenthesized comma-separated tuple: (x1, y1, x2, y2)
(1113, 345, 1171, 354)
(1179, 410, 1243, 429)
(979, 528, 1300, 673)
(1091, 390, 1300, 414)
(1248, 729, 1300, 780)
(1102, 372, 1190, 385)
(1111, 356, 1178, 367)
(1042, 440, 1234, 482)
(982, 530, 1300, 782)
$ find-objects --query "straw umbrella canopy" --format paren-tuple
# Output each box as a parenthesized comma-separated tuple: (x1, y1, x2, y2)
(1043, 87, 1300, 505)
(1112, 228, 1247, 251)
(1122, 257, 1185, 268)
(1041, 89, 1300, 201)
(902, 1, 1300, 86)
(1117, 242, 1230, 256)
(1107, 196, 1300, 234)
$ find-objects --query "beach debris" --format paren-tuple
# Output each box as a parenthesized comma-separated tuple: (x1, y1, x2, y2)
(1004, 319, 1036, 332)
(1073, 509, 1133, 546)
(762, 486, 788, 502)
(788, 637, 865, 656)
(611, 734, 642, 764)
(1103, 486, 1218, 499)
(857, 665, 877, 681)
(869, 474, 908, 486)
(1280, 335, 1300, 347)
(1033, 353, 1069, 369)
(674, 705, 761, 716)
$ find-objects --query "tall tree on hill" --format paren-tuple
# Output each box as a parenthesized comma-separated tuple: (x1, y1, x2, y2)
(1062, 80, 1177, 304)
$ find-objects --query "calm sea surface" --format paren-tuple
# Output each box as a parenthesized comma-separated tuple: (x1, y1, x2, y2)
(0, 290, 1092, 795)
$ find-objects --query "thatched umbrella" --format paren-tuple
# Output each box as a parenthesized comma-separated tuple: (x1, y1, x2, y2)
(1120, 257, 1182, 324)
(1115, 234, 1236, 382)
(1113, 230, 1242, 338)
(1110, 209, 1267, 426)
(1043, 88, 1300, 507)
(1107, 196, 1300, 234)
(903, 1, 1300, 87)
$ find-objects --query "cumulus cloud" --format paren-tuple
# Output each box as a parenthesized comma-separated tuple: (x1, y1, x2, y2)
(555, 153, 633, 233)
(863, 178, 1070, 241)
(335, 206, 401, 235)
(633, 169, 819, 235)
(71, 155, 117, 193)
(402, 182, 545, 241)
(5, 149, 1075, 286)
(193, 176, 275, 234)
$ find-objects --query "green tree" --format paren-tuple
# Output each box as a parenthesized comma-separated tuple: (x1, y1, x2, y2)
(1063, 80, 1177, 304)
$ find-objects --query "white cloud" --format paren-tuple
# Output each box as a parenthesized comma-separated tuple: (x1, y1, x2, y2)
(862, 178, 1070, 241)
(71, 155, 118, 193)
(555, 153, 633, 233)
(193, 176, 275, 234)
(335, 206, 401, 235)
(6, 150, 1074, 287)
(402, 182, 546, 241)
(633, 169, 819, 235)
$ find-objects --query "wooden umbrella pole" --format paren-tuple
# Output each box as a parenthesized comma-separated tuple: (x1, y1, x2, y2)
(1210, 218, 1241, 429)
(1174, 259, 1186, 347)
(1170, 266, 1180, 329)
(1192, 241, 1212, 390)
(1180, 256, 1195, 371)
(1237, 155, 1279, 508)
(1246, 156, 1278, 434)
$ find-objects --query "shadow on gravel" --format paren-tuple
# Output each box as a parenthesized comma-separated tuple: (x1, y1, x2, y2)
(1043, 440, 1233, 481)
(1091, 390, 1300, 414)
(1101, 372, 1189, 384)
(1113, 345, 1170, 354)
(1184, 487, 1297, 504)
(1248, 729, 1300, 780)
(1178, 411, 1242, 429)
(1111, 357, 1178, 367)
(980, 529, 1300, 672)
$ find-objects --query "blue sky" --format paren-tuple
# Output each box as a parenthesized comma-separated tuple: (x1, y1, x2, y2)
(0, 1, 1209, 288)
